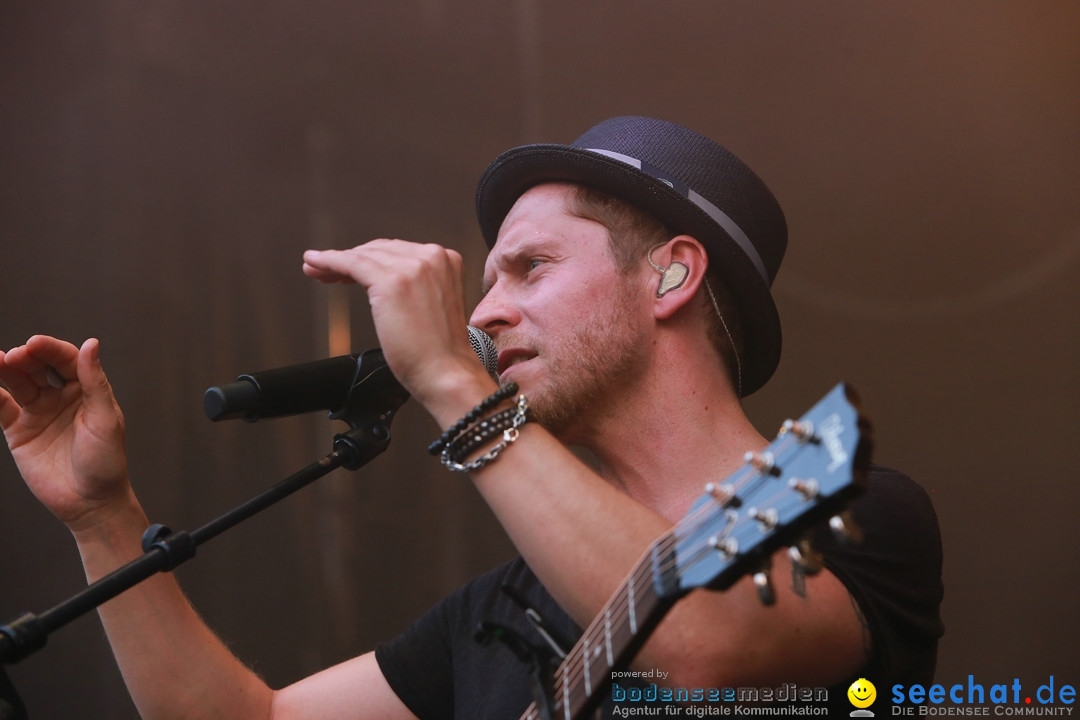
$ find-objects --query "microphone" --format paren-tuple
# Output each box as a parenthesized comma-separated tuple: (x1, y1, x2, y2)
(203, 327, 497, 422)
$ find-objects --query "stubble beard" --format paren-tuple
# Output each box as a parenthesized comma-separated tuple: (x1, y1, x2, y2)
(524, 285, 649, 441)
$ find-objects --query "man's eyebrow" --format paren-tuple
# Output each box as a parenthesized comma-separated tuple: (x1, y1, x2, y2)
(479, 238, 549, 295)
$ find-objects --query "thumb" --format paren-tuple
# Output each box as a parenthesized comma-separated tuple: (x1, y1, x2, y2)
(0, 350, 19, 430)
(76, 338, 121, 420)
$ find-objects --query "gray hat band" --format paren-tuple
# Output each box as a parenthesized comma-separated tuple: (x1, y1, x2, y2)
(587, 148, 769, 284)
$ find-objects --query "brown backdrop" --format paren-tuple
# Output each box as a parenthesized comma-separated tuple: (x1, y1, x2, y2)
(1, 1, 1077, 716)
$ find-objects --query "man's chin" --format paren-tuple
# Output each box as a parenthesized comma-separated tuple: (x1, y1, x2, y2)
(498, 362, 540, 393)
(519, 386, 585, 437)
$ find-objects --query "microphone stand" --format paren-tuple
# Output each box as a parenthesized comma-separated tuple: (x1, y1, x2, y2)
(0, 349, 410, 720)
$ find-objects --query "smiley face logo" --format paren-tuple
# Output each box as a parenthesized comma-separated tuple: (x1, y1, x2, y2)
(847, 678, 877, 709)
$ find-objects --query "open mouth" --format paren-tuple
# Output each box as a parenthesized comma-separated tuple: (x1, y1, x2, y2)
(497, 349, 537, 378)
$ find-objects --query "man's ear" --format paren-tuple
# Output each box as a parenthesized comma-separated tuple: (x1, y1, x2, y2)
(649, 235, 709, 320)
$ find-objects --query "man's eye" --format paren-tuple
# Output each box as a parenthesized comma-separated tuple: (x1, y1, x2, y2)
(527, 258, 545, 271)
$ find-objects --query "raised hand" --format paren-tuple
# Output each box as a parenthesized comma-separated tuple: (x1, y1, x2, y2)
(0, 336, 131, 532)
(303, 240, 496, 420)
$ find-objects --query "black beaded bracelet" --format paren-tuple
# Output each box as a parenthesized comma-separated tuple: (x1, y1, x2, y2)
(440, 394, 530, 473)
(444, 406, 520, 464)
(427, 382, 519, 456)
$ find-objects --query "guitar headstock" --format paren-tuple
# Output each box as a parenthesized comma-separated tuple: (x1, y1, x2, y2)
(669, 383, 871, 599)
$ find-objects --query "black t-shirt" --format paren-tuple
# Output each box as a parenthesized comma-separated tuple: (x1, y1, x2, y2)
(375, 465, 944, 719)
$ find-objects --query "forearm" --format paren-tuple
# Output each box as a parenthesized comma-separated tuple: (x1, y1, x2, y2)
(471, 429, 668, 619)
(422, 376, 670, 632)
(71, 492, 274, 720)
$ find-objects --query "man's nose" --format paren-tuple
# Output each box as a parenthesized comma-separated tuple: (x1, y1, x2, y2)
(469, 286, 518, 335)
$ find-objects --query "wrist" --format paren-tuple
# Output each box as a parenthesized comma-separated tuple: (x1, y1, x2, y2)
(414, 366, 501, 430)
(69, 486, 149, 559)
(434, 391, 530, 473)
(427, 382, 521, 456)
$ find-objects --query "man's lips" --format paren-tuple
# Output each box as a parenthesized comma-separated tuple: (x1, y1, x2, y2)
(496, 348, 537, 377)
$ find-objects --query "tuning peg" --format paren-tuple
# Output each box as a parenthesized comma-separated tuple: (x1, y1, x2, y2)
(788, 538, 824, 598)
(829, 511, 864, 544)
(789, 539, 824, 575)
(749, 506, 779, 533)
(709, 534, 739, 560)
(753, 564, 776, 606)
(744, 451, 781, 477)
(704, 481, 739, 507)
(787, 477, 820, 501)
(790, 566, 806, 598)
(780, 419, 820, 444)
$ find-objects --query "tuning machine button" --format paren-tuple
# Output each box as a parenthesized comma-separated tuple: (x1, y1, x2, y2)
(787, 477, 819, 501)
(709, 535, 739, 560)
(789, 538, 824, 574)
(753, 564, 776, 606)
(749, 507, 779, 533)
(704, 481, 739, 507)
(744, 451, 781, 477)
(829, 511, 864, 544)
(780, 419, 820, 444)
(788, 538, 824, 597)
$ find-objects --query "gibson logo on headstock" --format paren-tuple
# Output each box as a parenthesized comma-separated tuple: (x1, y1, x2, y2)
(819, 413, 848, 473)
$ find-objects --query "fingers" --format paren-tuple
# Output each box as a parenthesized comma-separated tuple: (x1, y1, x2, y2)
(302, 245, 382, 284)
(0, 348, 39, 408)
(11, 335, 81, 385)
(27, 335, 81, 375)
(302, 248, 374, 285)
(301, 258, 357, 284)
(0, 336, 112, 413)
(303, 240, 464, 289)
(1, 335, 84, 435)
(1, 336, 78, 407)
(302, 241, 478, 400)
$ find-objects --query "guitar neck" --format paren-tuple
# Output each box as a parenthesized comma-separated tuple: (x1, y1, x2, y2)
(518, 533, 680, 720)
(514, 384, 868, 720)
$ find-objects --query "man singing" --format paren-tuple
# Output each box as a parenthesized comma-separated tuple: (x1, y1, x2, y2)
(1, 117, 943, 718)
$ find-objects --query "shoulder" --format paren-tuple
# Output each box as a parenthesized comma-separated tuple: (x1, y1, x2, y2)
(818, 464, 945, 685)
(852, 464, 942, 558)
(821, 463, 943, 584)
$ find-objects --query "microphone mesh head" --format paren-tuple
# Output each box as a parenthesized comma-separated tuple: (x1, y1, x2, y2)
(467, 326, 498, 376)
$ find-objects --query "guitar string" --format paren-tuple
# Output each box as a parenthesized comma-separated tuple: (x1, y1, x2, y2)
(528, 417, 845, 719)
(520, 404, 860, 719)
(518, 525, 677, 719)
(523, 433, 810, 718)
(526, 433, 809, 718)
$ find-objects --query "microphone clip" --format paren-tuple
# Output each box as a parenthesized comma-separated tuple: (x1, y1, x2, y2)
(328, 348, 410, 430)
(327, 349, 411, 471)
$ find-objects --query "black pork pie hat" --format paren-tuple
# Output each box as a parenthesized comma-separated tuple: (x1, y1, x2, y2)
(475, 116, 787, 396)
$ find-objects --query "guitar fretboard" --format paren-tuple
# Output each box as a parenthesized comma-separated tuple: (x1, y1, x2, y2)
(513, 384, 867, 720)
(518, 535, 676, 720)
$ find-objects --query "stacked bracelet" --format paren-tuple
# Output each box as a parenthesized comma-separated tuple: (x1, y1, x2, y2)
(444, 405, 520, 463)
(439, 393, 530, 473)
(427, 382, 518, 456)
(429, 384, 531, 473)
